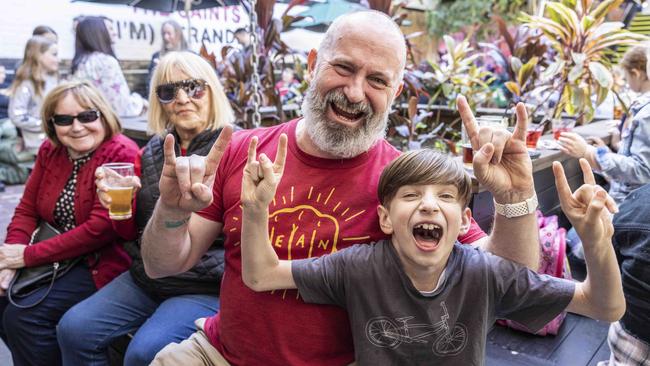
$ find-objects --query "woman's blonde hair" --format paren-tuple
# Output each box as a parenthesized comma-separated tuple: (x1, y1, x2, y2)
(41, 80, 122, 147)
(148, 51, 234, 135)
(10, 36, 58, 97)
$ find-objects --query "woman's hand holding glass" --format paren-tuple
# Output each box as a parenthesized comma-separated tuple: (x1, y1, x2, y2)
(95, 164, 141, 219)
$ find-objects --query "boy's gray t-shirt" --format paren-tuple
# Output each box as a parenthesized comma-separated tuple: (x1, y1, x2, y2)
(292, 240, 575, 365)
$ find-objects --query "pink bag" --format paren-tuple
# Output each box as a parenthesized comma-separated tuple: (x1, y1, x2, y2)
(497, 210, 572, 336)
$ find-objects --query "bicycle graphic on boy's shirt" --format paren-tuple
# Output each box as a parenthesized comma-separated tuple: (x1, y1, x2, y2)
(365, 301, 467, 357)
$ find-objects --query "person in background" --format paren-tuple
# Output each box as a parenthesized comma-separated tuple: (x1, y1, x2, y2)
(274, 67, 302, 104)
(58, 51, 232, 366)
(228, 27, 252, 75)
(0, 65, 11, 191)
(32, 25, 58, 43)
(233, 27, 251, 51)
(559, 45, 650, 260)
(147, 20, 188, 94)
(0, 80, 138, 366)
(0, 65, 9, 120)
(9, 36, 59, 154)
(72, 16, 146, 118)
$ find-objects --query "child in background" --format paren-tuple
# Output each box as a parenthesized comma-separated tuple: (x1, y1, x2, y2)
(239, 136, 625, 365)
(559, 45, 650, 261)
(559, 45, 650, 204)
(8, 36, 59, 154)
(274, 68, 301, 104)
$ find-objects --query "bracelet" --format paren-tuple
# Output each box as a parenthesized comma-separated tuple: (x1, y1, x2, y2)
(494, 194, 538, 218)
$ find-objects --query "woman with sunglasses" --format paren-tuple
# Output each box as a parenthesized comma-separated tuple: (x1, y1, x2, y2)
(0, 80, 138, 366)
(58, 51, 233, 366)
(72, 16, 146, 118)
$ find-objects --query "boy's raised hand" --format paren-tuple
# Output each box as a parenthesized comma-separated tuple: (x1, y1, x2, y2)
(553, 159, 618, 245)
(158, 125, 233, 213)
(241, 134, 288, 211)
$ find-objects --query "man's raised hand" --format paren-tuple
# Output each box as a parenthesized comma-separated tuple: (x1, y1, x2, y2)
(458, 95, 534, 203)
(241, 134, 288, 211)
(158, 125, 233, 213)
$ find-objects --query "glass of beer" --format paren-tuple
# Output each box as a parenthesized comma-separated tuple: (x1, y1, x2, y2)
(102, 163, 135, 220)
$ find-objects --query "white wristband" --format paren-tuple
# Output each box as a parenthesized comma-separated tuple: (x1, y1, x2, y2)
(494, 194, 538, 218)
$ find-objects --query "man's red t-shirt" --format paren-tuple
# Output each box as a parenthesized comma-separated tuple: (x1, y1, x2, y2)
(197, 119, 486, 365)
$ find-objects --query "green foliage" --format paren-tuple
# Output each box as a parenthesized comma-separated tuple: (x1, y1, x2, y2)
(429, 36, 496, 111)
(426, 0, 527, 38)
(520, 0, 649, 123)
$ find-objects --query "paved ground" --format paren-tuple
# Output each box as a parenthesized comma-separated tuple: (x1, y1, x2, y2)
(0, 183, 22, 365)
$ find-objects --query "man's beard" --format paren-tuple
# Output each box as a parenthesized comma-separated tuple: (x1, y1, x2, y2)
(300, 82, 390, 159)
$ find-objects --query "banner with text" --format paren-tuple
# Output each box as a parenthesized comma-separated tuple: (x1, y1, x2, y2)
(2, 0, 248, 61)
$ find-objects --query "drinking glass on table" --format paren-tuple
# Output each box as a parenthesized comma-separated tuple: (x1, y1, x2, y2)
(526, 124, 543, 150)
(552, 119, 576, 140)
(101, 163, 135, 220)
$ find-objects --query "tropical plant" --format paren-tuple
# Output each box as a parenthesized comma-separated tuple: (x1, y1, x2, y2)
(387, 35, 496, 152)
(207, 0, 308, 128)
(520, 0, 649, 123)
(426, 0, 528, 38)
(428, 35, 496, 111)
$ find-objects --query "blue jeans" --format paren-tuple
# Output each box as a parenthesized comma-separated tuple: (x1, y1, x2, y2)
(57, 271, 220, 366)
(0, 262, 96, 366)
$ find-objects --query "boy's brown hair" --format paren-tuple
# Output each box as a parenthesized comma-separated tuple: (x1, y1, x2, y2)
(378, 149, 472, 208)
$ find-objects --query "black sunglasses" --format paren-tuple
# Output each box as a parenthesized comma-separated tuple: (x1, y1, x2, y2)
(155, 79, 208, 104)
(50, 109, 101, 126)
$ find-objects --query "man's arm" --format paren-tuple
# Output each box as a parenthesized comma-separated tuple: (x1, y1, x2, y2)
(141, 127, 233, 278)
(555, 160, 625, 321)
(482, 197, 539, 269)
(458, 97, 539, 269)
(239, 134, 295, 292)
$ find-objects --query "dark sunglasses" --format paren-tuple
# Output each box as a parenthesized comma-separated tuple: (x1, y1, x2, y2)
(50, 109, 101, 126)
(155, 79, 208, 104)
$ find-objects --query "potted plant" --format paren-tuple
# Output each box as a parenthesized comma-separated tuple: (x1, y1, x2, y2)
(519, 0, 649, 124)
(388, 35, 496, 152)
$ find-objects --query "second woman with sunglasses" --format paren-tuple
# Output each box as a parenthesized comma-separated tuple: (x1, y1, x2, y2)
(58, 51, 234, 365)
(0, 80, 139, 366)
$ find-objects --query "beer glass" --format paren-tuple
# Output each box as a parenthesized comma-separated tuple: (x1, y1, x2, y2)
(101, 163, 135, 220)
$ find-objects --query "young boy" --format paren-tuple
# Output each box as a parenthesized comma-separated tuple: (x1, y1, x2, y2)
(240, 135, 625, 365)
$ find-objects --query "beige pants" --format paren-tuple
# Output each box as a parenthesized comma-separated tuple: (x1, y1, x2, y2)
(149, 318, 231, 366)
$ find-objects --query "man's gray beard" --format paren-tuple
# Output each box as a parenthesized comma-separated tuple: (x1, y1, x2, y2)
(300, 82, 390, 159)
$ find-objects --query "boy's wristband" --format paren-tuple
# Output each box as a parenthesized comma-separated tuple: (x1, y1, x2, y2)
(494, 194, 538, 218)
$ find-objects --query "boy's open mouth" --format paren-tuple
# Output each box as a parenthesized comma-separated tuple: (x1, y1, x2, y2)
(412, 223, 443, 252)
(330, 101, 366, 122)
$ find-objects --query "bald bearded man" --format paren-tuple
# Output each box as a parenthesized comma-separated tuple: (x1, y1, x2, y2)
(145, 10, 540, 366)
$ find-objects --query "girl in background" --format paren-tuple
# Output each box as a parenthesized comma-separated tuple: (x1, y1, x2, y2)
(9, 36, 59, 154)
